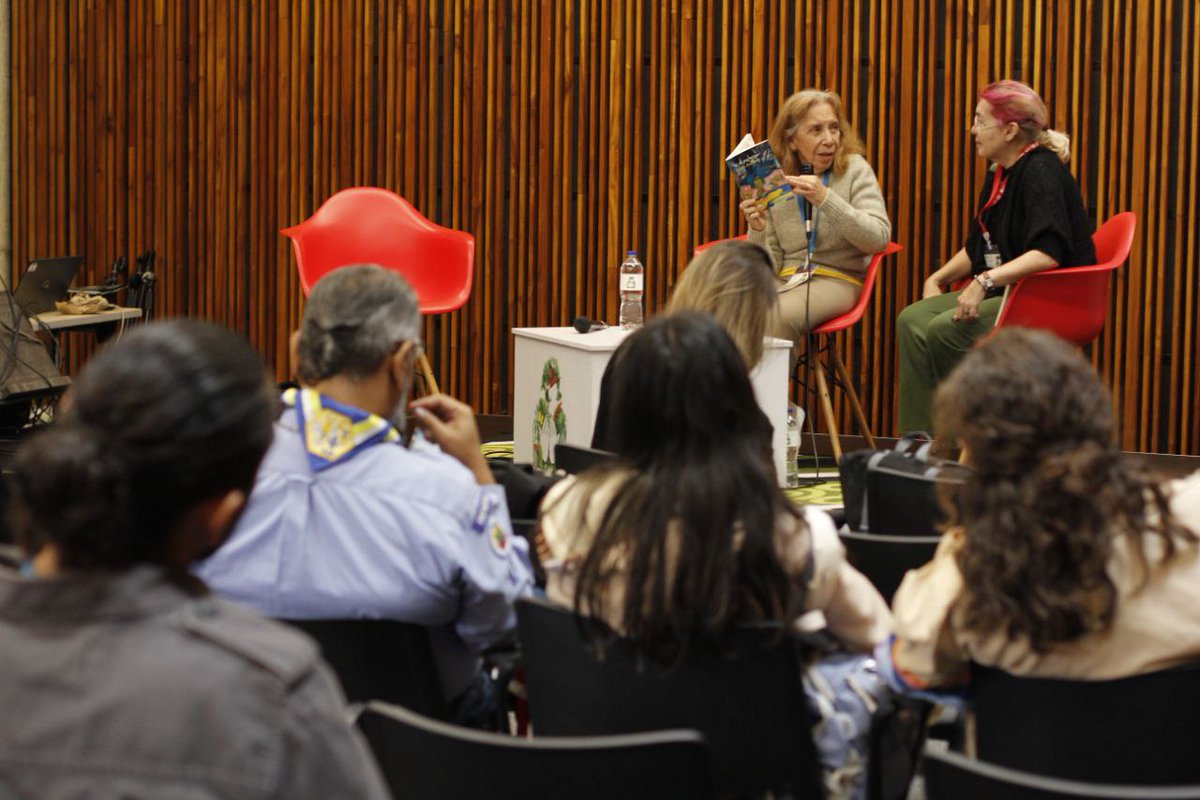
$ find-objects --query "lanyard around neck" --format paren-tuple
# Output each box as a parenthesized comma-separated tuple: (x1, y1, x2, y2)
(977, 142, 1039, 245)
(800, 171, 833, 265)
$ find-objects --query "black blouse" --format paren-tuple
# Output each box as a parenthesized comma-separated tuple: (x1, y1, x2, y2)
(965, 147, 1095, 276)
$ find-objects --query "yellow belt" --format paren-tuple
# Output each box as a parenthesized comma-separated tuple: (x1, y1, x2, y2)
(777, 265, 864, 287)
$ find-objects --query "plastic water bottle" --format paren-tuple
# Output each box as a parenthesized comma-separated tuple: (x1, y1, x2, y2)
(618, 250, 644, 329)
(786, 407, 801, 488)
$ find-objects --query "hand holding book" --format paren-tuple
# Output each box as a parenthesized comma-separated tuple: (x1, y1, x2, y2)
(739, 197, 767, 231)
(725, 133, 799, 229)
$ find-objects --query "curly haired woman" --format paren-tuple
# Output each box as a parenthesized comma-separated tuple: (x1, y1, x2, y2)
(885, 328, 1200, 692)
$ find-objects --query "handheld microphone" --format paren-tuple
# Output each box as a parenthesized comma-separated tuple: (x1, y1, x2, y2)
(573, 316, 609, 334)
(799, 162, 815, 234)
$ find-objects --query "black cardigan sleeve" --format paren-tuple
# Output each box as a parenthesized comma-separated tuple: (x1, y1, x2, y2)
(1011, 155, 1079, 265)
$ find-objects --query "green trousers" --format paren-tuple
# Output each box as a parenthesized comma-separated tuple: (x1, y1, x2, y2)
(896, 290, 1002, 433)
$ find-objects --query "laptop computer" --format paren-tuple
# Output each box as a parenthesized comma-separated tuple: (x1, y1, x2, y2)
(0, 291, 71, 403)
(13, 256, 84, 315)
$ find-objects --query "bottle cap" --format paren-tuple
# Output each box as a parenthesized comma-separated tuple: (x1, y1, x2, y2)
(626, 250, 637, 256)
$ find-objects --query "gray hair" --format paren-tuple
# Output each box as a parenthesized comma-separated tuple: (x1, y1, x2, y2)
(296, 264, 422, 383)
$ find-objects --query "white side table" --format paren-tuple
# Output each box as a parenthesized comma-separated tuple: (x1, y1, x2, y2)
(513, 326, 631, 472)
(513, 326, 792, 486)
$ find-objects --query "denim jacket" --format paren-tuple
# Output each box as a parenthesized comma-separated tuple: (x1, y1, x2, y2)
(0, 563, 390, 799)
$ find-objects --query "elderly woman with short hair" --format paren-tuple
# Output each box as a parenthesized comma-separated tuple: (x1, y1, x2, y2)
(741, 89, 892, 361)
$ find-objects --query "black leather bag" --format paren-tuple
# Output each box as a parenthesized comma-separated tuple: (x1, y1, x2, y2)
(838, 435, 972, 535)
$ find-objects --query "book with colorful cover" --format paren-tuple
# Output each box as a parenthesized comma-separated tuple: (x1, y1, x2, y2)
(725, 133, 792, 209)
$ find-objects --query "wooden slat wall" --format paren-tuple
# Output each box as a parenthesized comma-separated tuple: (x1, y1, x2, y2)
(10, 0, 1200, 455)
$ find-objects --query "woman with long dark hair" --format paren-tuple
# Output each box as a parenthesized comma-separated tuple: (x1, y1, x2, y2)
(888, 328, 1200, 690)
(542, 313, 889, 659)
(540, 313, 892, 798)
(0, 321, 388, 798)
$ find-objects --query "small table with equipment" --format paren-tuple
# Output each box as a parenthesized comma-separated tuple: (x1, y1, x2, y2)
(33, 307, 143, 343)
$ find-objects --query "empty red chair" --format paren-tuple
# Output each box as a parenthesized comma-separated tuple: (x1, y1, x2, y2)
(991, 211, 1136, 346)
(281, 188, 475, 393)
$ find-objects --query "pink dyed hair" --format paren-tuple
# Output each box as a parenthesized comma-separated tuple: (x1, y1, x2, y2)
(979, 80, 1048, 129)
(979, 79, 1071, 162)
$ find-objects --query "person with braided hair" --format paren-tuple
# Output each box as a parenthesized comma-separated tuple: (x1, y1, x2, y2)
(885, 328, 1200, 693)
(0, 321, 388, 798)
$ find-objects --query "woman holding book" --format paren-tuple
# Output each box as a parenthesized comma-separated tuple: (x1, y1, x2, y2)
(894, 80, 1095, 434)
(741, 89, 892, 361)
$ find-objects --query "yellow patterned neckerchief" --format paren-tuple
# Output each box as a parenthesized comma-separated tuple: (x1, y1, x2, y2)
(283, 387, 401, 472)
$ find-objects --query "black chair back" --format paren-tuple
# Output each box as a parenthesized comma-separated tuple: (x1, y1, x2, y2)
(972, 661, 1200, 784)
(357, 700, 712, 799)
(280, 618, 447, 720)
(923, 745, 1200, 800)
(553, 443, 615, 475)
(510, 517, 545, 587)
(516, 596, 822, 797)
(837, 530, 939, 603)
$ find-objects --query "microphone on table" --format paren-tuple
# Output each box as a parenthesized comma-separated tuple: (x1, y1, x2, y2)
(573, 316, 609, 334)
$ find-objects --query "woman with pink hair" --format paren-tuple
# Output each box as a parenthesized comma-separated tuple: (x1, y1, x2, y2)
(895, 80, 1095, 433)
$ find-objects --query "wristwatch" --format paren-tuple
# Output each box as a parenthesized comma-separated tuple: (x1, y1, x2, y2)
(975, 271, 996, 292)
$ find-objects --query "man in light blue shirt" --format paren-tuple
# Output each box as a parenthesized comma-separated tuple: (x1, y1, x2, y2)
(196, 265, 533, 724)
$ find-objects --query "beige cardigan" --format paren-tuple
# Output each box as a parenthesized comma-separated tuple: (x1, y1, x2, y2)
(890, 471, 1200, 688)
(537, 472, 893, 653)
(748, 153, 892, 278)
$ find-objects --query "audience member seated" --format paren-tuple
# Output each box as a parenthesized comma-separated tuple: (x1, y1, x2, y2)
(896, 80, 1095, 433)
(592, 239, 778, 450)
(0, 321, 388, 798)
(197, 265, 534, 727)
(540, 312, 893, 798)
(885, 328, 1200, 696)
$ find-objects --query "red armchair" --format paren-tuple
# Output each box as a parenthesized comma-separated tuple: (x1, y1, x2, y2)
(281, 188, 476, 394)
(991, 211, 1136, 346)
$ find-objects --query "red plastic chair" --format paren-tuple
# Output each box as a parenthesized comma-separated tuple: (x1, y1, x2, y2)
(806, 242, 903, 461)
(991, 211, 1136, 345)
(691, 235, 902, 462)
(692, 233, 748, 256)
(281, 188, 475, 394)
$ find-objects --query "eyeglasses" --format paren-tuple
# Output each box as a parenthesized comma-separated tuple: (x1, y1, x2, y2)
(970, 119, 1003, 133)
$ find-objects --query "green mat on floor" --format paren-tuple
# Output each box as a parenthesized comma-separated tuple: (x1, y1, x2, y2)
(483, 441, 842, 508)
(784, 478, 842, 507)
